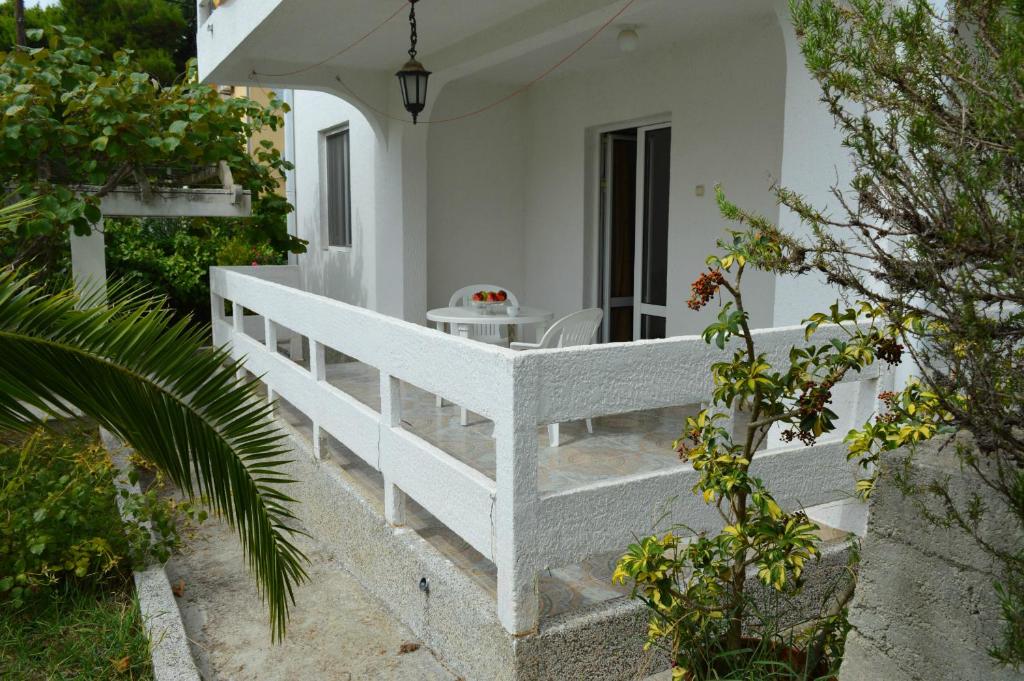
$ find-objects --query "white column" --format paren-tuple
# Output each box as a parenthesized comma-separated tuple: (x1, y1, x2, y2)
(69, 219, 107, 304)
(494, 371, 540, 634)
(309, 339, 327, 460)
(380, 373, 407, 526)
(372, 82, 440, 323)
(771, 1, 852, 326)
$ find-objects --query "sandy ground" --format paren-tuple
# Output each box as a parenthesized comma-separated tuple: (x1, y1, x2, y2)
(165, 516, 458, 681)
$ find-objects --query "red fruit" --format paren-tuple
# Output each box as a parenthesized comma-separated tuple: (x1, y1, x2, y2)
(486, 292, 496, 302)
(496, 290, 507, 301)
(472, 292, 483, 302)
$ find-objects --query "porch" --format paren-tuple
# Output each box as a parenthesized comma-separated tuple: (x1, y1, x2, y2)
(199, 0, 847, 333)
(211, 265, 892, 637)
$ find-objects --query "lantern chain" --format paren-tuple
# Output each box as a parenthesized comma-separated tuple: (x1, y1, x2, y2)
(408, 0, 419, 61)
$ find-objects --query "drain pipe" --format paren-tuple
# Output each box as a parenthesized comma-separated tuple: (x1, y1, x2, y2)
(283, 88, 299, 268)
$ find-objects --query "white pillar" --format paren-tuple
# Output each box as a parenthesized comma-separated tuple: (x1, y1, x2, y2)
(494, 375, 540, 634)
(69, 219, 107, 304)
(772, 1, 852, 326)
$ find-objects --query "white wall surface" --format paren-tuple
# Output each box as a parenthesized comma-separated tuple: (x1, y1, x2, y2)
(426, 81, 528, 310)
(519, 19, 785, 335)
(291, 16, 794, 336)
(292, 90, 377, 308)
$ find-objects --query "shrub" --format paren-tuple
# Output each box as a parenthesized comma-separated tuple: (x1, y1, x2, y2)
(615, 217, 897, 679)
(0, 425, 196, 607)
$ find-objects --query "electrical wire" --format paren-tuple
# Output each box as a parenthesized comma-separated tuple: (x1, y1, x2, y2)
(251, 1, 411, 79)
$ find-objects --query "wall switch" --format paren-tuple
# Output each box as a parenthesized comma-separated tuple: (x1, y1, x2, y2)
(695, 184, 705, 197)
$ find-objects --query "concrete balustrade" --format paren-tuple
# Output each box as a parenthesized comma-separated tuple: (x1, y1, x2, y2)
(210, 265, 892, 635)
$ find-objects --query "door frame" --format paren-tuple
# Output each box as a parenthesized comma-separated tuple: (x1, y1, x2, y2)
(633, 122, 671, 340)
(588, 114, 671, 343)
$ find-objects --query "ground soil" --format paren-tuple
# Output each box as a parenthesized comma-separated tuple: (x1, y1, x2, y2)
(165, 514, 457, 680)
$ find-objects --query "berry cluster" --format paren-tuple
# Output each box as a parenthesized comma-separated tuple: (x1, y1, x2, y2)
(798, 378, 834, 416)
(687, 270, 726, 311)
(781, 379, 836, 447)
(674, 426, 702, 459)
(781, 428, 818, 447)
(876, 390, 900, 423)
(875, 337, 904, 366)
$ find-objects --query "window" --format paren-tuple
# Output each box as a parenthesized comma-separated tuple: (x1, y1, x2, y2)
(324, 127, 351, 248)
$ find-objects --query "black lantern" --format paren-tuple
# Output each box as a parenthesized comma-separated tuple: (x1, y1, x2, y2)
(396, 0, 431, 124)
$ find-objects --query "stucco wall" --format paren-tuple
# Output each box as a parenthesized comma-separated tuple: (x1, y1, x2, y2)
(292, 90, 377, 308)
(426, 82, 528, 311)
(290, 17, 789, 336)
(517, 18, 786, 335)
(840, 437, 1023, 681)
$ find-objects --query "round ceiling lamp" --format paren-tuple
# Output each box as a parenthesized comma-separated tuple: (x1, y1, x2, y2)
(617, 27, 639, 53)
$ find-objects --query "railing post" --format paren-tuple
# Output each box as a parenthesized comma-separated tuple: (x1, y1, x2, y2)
(264, 317, 278, 404)
(231, 300, 245, 383)
(852, 375, 881, 428)
(210, 291, 226, 347)
(380, 373, 407, 527)
(308, 339, 327, 460)
(494, 360, 540, 635)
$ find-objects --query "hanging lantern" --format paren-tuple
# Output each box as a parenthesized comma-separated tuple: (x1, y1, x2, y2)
(396, 0, 431, 124)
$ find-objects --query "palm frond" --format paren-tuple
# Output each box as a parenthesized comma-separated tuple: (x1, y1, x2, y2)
(0, 269, 307, 640)
(0, 196, 39, 232)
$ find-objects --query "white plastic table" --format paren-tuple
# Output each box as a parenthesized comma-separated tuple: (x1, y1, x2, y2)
(427, 305, 553, 425)
(426, 306, 553, 340)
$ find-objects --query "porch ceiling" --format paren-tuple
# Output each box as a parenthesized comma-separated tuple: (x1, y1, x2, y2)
(468, 0, 778, 85)
(199, 0, 777, 91)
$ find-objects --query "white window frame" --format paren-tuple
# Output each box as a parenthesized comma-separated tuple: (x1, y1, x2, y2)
(319, 123, 352, 251)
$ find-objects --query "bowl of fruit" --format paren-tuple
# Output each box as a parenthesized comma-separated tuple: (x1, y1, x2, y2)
(470, 289, 509, 314)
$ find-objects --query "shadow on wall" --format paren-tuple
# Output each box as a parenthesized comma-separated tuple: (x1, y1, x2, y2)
(301, 238, 371, 310)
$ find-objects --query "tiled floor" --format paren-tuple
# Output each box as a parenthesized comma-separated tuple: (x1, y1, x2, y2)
(269, 356, 699, 620)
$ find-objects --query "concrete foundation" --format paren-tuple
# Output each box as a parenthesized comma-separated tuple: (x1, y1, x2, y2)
(274, 417, 854, 680)
(840, 437, 1023, 681)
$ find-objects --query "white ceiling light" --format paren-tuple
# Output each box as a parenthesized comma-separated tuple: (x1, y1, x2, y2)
(617, 27, 639, 53)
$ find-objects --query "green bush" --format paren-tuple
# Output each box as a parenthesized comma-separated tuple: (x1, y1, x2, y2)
(104, 217, 285, 323)
(0, 425, 197, 607)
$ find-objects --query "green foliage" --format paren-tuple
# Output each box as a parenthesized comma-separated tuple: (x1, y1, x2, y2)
(0, 426, 190, 609)
(1, 0, 194, 84)
(0, 269, 308, 639)
(779, 0, 1024, 665)
(104, 218, 284, 322)
(0, 29, 302, 271)
(616, 224, 888, 678)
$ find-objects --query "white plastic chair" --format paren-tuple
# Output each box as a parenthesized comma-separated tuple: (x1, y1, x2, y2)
(446, 284, 520, 346)
(511, 308, 603, 447)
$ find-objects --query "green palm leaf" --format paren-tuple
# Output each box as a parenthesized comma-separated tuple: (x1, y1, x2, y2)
(0, 268, 307, 640)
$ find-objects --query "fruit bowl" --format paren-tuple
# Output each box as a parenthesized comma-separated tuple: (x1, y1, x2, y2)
(471, 300, 506, 314)
(470, 290, 509, 314)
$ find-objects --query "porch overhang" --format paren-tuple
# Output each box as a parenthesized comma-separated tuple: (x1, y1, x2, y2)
(197, 0, 676, 94)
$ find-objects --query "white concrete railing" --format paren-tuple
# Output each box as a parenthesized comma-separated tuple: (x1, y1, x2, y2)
(210, 266, 894, 635)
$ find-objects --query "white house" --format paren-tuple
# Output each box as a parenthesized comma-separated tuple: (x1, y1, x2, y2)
(196, 1, 881, 678)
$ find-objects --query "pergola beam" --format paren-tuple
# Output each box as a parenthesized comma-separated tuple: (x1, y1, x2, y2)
(97, 186, 251, 218)
(69, 184, 254, 304)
